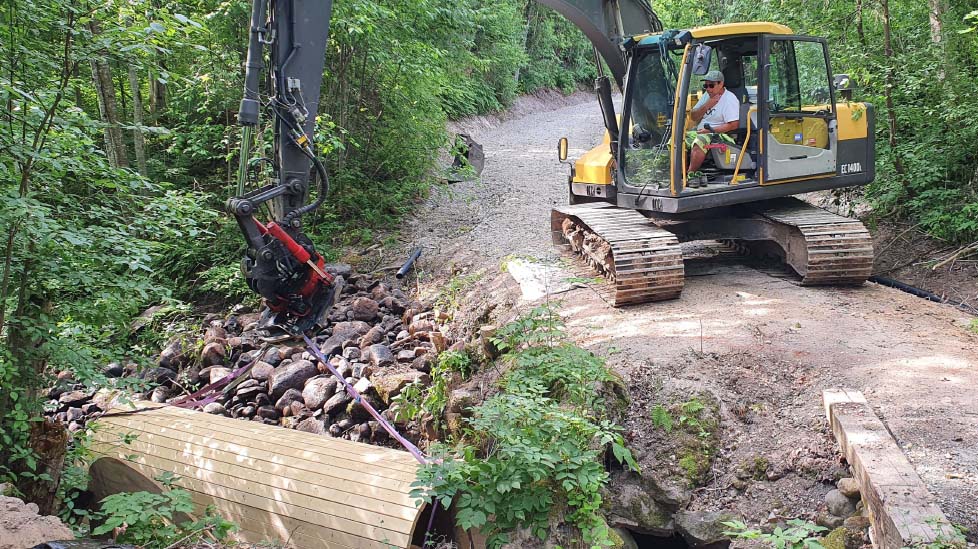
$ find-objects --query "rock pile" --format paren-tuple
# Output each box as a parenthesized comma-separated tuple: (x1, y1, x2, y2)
(143, 270, 451, 445)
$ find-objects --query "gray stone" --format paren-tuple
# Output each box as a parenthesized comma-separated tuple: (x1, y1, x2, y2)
(397, 350, 415, 362)
(352, 363, 373, 379)
(353, 377, 372, 394)
(837, 477, 860, 498)
(379, 296, 405, 315)
(150, 386, 171, 403)
(325, 263, 352, 277)
(65, 407, 84, 422)
(364, 344, 395, 368)
(321, 321, 371, 354)
(139, 367, 177, 386)
(200, 341, 226, 367)
(58, 390, 93, 407)
(264, 347, 283, 367)
(373, 372, 430, 405)
(612, 528, 639, 549)
(302, 376, 338, 410)
(675, 510, 735, 548)
(209, 367, 232, 385)
(826, 489, 857, 518)
(103, 362, 124, 378)
(296, 417, 327, 435)
(250, 362, 275, 383)
(268, 359, 318, 399)
(235, 385, 262, 400)
(351, 297, 379, 322)
(346, 394, 382, 422)
(843, 515, 871, 531)
(359, 325, 385, 349)
(323, 391, 352, 415)
(603, 481, 675, 536)
(203, 402, 226, 415)
(350, 422, 371, 443)
(257, 405, 279, 420)
(239, 405, 256, 418)
(275, 388, 304, 412)
(342, 347, 361, 361)
(816, 512, 845, 529)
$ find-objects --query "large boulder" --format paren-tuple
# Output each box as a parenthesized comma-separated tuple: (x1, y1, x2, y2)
(302, 376, 338, 410)
(321, 321, 371, 354)
(351, 297, 379, 322)
(675, 510, 735, 548)
(603, 481, 675, 536)
(371, 372, 430, 404)
(364, 344, 395, 368)
(157, 339, 188, 370)
(268, 359, 318, 400)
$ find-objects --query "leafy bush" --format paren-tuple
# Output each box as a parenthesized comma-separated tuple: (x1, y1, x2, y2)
(723, 519, 827, 549)
(92, 482, 236, 548)
(412, 304, 637, 548)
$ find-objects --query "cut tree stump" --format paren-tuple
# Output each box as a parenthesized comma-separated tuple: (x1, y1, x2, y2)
(823, 389, 959, 548)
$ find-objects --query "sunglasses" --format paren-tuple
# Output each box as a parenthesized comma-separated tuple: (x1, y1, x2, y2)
(704, 82, 720, 89)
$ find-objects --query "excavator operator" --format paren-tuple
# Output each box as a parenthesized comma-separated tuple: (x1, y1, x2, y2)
(685, 69, 739, 186)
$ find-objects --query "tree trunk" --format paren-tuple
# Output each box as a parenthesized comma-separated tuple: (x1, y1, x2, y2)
(856, 0, 866, 46)
(128, 65, 147, 176)
(514, 1, 536, 84)
(88, 21, 128, 169)
(880, 0, 905, 176)
(148, 64, 167, 121)
(928, 0, 943, 44)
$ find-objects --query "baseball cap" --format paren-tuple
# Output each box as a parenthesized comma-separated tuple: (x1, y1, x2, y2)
(704, 70, 724, 82)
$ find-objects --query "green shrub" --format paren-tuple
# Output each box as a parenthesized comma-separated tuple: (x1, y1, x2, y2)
(412, 304, 637, 548)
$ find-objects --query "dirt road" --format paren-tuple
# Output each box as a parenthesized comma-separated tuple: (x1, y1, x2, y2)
(404, 92, 978, 536)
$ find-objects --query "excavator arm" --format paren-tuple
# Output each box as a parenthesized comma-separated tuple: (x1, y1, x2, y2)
(227, 0, 661, 338)
(538, 0, 661, 88)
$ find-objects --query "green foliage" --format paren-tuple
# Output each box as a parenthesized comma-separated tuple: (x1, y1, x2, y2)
(723, 519, 827, 549)
(393, 349, 474, 428)
(412, 304, 637, 548)
(651, 404, 674, 432)
(91, 480, 236, 548)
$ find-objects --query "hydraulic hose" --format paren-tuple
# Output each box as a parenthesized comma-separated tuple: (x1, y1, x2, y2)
(869, 275, 978, 315)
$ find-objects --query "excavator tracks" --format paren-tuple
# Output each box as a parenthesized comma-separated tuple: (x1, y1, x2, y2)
(757, 199, 874, 285)
(551, 204, 684, 305)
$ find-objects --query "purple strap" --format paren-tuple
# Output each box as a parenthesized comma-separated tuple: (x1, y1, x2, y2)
(303, 334, 429, 465)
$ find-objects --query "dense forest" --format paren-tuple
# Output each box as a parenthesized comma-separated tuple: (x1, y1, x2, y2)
(1, 0, 977, 541)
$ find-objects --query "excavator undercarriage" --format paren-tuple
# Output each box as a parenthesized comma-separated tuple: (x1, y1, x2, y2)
(553, 198, 873, 304)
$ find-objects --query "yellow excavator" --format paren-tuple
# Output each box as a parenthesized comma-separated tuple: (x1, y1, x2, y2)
(229, 0, 876, 337)
(542, 5, 875, 305)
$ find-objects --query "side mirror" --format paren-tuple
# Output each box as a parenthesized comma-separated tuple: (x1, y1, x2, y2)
(833, 73, 854, 101)
(691, 44, 713, 75)
(833, 73, 852, 90)
(557, 137, 569, 163)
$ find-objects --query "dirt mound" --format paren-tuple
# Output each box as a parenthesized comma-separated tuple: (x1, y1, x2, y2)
(0, 495, 74, 549)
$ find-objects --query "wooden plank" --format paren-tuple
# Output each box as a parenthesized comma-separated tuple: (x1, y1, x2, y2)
(822, 390, 958, 549)
(137, 406, 419, 474)
(155, 404, 419, 462)
(90, 434, 417, 523)
(90, 422, 415, 497)
(104, 456, 409, 548)
(98, 413, 417, 483)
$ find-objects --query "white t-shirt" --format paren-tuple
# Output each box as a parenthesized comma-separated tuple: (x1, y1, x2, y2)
(694, 89, 740, 130)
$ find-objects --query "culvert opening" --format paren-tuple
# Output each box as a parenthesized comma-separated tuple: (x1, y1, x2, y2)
(629, 530, 691, 549)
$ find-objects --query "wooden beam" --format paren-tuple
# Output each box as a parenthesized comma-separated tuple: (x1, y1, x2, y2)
(823, 390, 958, 548)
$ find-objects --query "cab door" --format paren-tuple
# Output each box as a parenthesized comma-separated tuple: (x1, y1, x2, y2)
(759, 36, 838, 182)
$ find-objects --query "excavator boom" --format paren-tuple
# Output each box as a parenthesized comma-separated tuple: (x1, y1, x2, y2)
(538, 0, 662, 87)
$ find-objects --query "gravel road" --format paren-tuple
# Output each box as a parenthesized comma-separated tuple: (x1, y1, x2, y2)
(403, 92, 978, 537)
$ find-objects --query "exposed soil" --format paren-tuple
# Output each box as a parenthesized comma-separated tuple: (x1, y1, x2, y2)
(399, 91, 978, 540)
